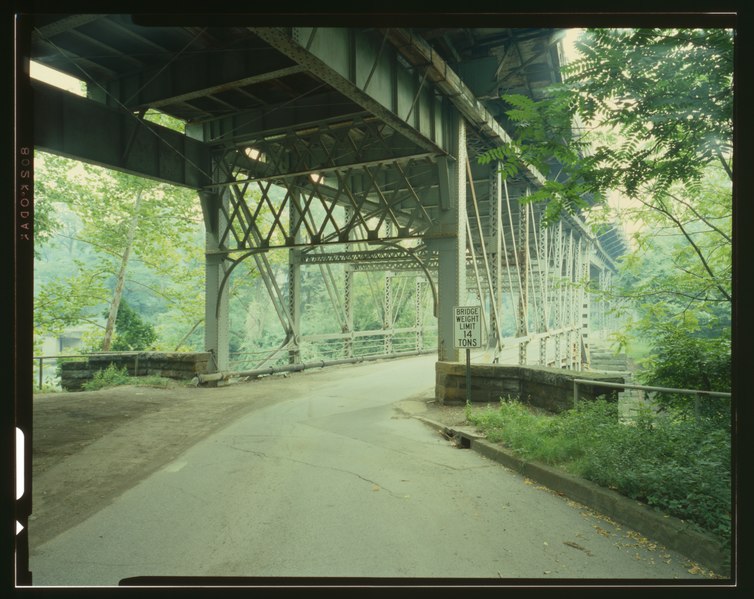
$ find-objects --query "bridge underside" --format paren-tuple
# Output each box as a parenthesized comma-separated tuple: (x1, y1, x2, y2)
(27, 16, 628, 373)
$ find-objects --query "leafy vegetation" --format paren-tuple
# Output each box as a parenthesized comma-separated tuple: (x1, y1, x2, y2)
(466, 398, 731, 540)
(81, 363, 177, 391)
(81, 364, 132, 391)
(109, 299, 157, 351)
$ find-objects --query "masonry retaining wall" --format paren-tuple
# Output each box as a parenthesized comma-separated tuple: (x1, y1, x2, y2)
(60, 352, 212, 391)
(436, 361, 625, 413)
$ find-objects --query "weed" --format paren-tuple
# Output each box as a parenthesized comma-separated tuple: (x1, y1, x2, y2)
(83, 363, 131, 391)
(466, 398, 731, 541)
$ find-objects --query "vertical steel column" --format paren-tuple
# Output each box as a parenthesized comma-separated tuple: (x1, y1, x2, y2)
(565, 229, 575, 369)
(288, 192, 303, 365)
(488, 165, 504, 356)
(552, 220, 564, 367)
(580, 240, 592, 369)
(200, 190, 230, 372)
(383, 220, 393, 355)
(415, 279, 424, 351)
(573, 237, 584, 369)
(604, 270, 614, 332)
(517, 191, 530, 365)
(536, 207, 549, 366)
(431, 115, 467, 363)
(599, 267, 609, 335)
(384, 271, 394, 355)
(343, 206, 354, 358)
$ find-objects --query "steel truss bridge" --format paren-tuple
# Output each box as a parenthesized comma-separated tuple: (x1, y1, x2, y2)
(26, 15, 628, 374)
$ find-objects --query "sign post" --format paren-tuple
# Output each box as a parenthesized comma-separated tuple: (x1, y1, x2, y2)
(453, 305, 482, 404)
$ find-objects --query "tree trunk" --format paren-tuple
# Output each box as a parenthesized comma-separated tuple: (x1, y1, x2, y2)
(101, 190, 143, 351)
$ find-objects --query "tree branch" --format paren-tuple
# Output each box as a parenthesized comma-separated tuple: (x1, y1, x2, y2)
(717, 149, 733, 181)
(664, 190, 731, 243)
(174, 318, 204, 351)
(639, 196, 731, 303)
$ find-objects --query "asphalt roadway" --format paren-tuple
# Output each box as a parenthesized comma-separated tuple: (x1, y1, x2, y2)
(26, 354, 716, 587)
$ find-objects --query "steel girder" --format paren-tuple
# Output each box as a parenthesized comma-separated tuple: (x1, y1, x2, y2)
(250, 27, 449, 156)
(33, 81, 212, 189)
(204, 118, 446, 254)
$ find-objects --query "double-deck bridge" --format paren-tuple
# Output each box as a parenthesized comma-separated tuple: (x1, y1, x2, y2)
(26, 16, 628, 375)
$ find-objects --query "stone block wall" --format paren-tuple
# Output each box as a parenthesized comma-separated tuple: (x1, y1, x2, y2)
(436, 361, 624, 413)
(60, 352, 212, 391)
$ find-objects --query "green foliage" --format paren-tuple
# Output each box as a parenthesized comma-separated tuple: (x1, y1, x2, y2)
(82, 363, 131, 391)
(110, 300, 157, 351)
(34, 152, 206, 350)
(81, 364, 176, 391)
(639, 324, 731, 422)
(466, 399, 731, 540)
(564, 28, 733, 195)
(34, 263, 111, 336)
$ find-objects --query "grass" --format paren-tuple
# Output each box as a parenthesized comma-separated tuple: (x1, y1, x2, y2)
(465, 397, 731, 542)
(82, 363, 181, 391)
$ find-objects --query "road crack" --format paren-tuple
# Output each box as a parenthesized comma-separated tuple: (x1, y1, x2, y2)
(224, 443, 404, 498)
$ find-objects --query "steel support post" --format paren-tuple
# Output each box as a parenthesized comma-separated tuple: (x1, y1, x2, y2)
(565, 229, 575, 369)
(489, 165, 504, 358)
(605, 270, 614, 331)
(517, 189, 530, 366)
(200, 190, 230, 372)
(580, 240, 592, 369)
(552, 220, 563, 367)
(536, 207, 548, 366)
(287, 253, 302, 364)
(384, 270, 394, 355)
(430, 116, 466, 363)
(343, 206, 354, 358)
(288, 189, 304, 364)
(598, 267, 608, 335)
(415, 279, 424, 351)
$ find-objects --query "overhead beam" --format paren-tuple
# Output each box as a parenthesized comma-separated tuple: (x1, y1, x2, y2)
(31, 14, 106, 40)
(186, 90, 370, 146)
(33, 81, 212, 189)
(249, 27, 449, 156)
(88, 42, 308, 111)
(382, 28, 547, 187)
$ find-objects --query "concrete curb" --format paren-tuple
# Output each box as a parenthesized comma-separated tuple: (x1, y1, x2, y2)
(416, 416, 731, 578)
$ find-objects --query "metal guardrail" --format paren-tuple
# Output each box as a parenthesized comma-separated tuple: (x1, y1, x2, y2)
(572, 378, 731, 419)
(34, 345, 438, 390)
(33, 352, 149, 390)
(197, 348, 436, 385)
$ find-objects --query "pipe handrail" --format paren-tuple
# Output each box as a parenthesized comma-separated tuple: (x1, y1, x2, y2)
(572, 377, 731, 420)
(572, 378, 731, 398)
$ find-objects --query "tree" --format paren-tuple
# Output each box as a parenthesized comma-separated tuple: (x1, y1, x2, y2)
(110, 299, 157, 351)
(33, 152, 205, 351)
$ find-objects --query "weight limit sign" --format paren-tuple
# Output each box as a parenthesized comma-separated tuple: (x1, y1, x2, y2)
(453, 305, 482, 349)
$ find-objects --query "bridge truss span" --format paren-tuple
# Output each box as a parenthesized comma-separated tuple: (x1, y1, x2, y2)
(28, 17, 628, 374)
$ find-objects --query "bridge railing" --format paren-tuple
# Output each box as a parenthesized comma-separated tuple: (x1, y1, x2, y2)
(32, 351, 174, 391)
(572, 378, 731, 421)
(228, 326, 437, 372)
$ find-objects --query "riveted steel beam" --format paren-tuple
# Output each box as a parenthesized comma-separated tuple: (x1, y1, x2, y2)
(186, 91, 369, 147)
(33, 81, 212, 188)
(89, 42, 307, 111)
(250, 27, 448, 156)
